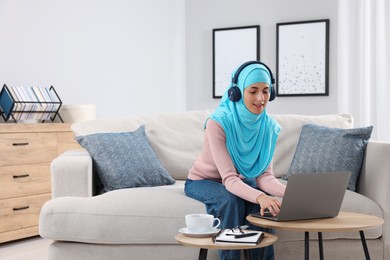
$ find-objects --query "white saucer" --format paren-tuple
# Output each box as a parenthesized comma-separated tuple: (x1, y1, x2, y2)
(178, 227, 220, 238)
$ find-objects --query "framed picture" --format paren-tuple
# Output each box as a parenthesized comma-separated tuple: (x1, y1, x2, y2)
(213, 25, 260, 98)
(276, 19, 329, 96)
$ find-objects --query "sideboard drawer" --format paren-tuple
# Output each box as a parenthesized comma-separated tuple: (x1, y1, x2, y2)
(0, 133, 57, 166)
(0, 164, 51, 200)
(0, 193, 51, 233)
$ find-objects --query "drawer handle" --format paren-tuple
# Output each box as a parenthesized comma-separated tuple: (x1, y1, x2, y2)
(13, 206, 30, 211)
(13, 174, 30, 179)
(12, 142, 30, 146)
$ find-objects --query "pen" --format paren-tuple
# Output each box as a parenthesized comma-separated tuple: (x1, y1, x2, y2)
(234, 233, 258, 239)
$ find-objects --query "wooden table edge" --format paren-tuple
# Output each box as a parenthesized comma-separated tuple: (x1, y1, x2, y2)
(175, 232, 278, 250)
(246, 211, 384, 233)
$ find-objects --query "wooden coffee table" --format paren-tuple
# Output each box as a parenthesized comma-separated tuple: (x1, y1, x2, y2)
(175, 231, 277, 260)
(247, 211, 384, 260)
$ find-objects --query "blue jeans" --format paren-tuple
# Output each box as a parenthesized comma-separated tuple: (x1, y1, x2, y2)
(184, 178, 274, 260)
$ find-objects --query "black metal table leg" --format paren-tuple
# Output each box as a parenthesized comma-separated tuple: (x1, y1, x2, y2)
(198, 248, 208, 260)
(318, 232, 324, 260)
(305, 232, 310, 260)
(359, 230, 371, 260)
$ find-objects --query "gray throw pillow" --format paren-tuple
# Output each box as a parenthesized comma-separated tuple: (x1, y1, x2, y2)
(285, 124, 373, 191)
(76, 125, 175, 192)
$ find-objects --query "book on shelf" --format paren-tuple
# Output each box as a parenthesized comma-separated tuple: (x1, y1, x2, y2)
(0, 86, 14, 119)
(212, 229, 264, 245)
(16, 86, 31, 120)
(8, 86, 22, 120)
(31, 86, 46, 119)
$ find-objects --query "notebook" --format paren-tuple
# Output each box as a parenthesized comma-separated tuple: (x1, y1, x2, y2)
(251, 172, 351, 221)
(212, 229, 264, 245)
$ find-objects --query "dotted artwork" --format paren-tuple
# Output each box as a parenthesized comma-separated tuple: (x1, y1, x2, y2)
(278, 21, 327, 95)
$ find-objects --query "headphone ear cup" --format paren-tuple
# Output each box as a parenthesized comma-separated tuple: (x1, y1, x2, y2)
(228, 86, 241, 102)
(269, 86, 276, 101)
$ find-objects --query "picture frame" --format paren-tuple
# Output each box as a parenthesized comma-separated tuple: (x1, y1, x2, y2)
(213, 25, 260, 98)
(276, 19, 329, 96)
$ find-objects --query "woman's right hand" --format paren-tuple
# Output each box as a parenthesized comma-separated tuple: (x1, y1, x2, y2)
(256, 194, 282, 216)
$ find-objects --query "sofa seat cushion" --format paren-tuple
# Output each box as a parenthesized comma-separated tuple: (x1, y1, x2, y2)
(39, 181, 206, 244)
(275, 187, 383, 242)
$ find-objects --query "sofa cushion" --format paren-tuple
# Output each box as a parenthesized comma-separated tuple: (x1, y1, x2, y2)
(72, 110, 213, 180)
(285, 124, 373, 191)
(271, 114, 354, 178)
(76, 125, 175, 192)
(39, 181, 206, 244)
(39, 180, 383, 245)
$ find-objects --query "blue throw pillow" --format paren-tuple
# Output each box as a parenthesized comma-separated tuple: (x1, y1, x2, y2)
(285, 124, 373, 191)
(76, 125, 175, 192)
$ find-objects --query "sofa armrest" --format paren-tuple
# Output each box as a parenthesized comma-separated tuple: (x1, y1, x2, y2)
(358, 141, 390, 258)
(359, 141, 390, 210)
(51, 149, 94, 198)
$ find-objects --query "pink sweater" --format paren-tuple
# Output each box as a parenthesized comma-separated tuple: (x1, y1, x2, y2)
(188, 119, 286, 204)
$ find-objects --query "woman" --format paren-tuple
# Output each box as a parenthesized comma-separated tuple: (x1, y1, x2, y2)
(185, 61, 286, 260)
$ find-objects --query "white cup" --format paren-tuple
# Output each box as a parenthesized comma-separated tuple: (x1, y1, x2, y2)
(185, 214, 221, 233)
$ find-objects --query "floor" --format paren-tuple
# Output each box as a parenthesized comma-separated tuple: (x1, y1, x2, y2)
(0, 236, 51, 260)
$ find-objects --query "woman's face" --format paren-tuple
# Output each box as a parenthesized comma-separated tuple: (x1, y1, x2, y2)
(243, 82, 270, 114)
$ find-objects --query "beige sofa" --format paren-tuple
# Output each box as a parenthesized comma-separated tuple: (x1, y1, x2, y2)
(39, 110, 389, 260)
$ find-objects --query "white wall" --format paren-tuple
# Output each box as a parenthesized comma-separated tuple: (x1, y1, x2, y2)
(1, 0, 339, 119)
(185, 0, 339, 115)
(0, 0, 186, 118)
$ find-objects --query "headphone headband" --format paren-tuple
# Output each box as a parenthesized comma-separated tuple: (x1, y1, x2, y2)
(228, 61, 276, 102)
(232, 61, 275, 86)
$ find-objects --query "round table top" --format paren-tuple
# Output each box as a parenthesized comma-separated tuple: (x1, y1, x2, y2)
(175, 232, 277, 250)
(246, 211, 384, 232)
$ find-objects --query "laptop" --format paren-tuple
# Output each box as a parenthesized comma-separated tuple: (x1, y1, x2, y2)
(251, 172, 351, 221)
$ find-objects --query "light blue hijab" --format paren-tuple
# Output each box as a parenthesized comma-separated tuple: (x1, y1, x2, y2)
(208, 63, 281, 178)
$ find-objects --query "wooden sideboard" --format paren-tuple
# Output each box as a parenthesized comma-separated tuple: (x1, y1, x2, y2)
(0, 123, 81, 243)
